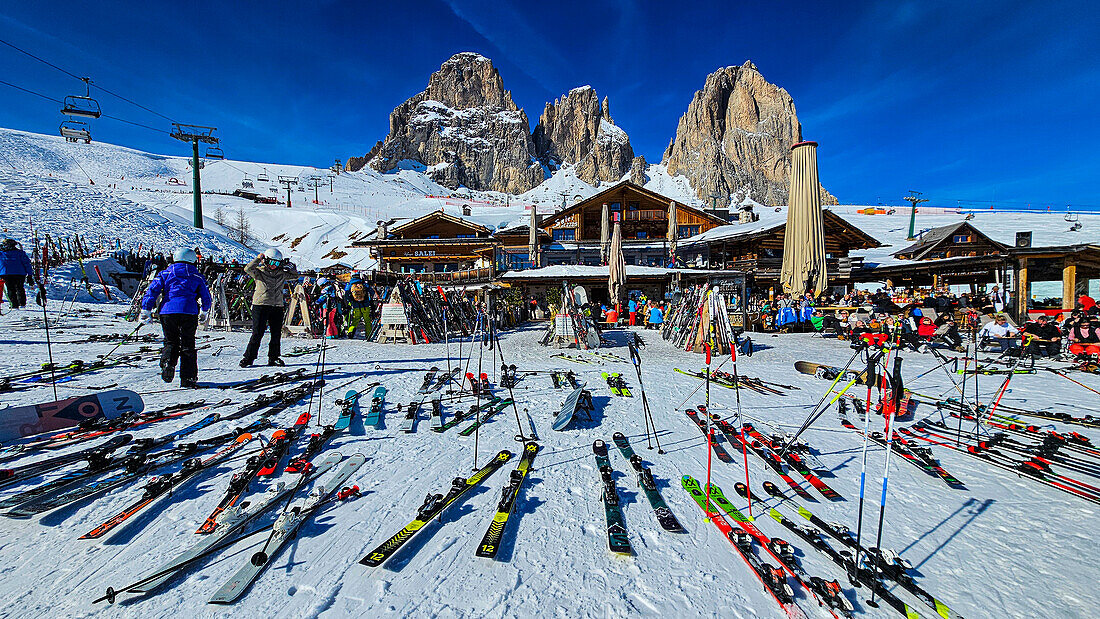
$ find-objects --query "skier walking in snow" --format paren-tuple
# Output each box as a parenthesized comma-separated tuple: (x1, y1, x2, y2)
(139, 248, 212, 388)
(0, 239, 35, 309)
(240, 248, 297, 367)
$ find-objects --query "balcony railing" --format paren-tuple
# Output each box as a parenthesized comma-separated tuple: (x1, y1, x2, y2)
(621, 210, 666, 221)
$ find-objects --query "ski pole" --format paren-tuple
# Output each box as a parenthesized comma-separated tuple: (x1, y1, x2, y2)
(849, 349, 878, 585)
(727, 339, 752, 518)
(868, 355, 902, 608)
(38, 281, 58, 402)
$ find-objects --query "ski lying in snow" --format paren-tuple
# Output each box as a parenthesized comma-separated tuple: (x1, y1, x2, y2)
(4, 421, 268, 518)
(0, 413, 248, 511)
(360, 449, 513, 567)
(400, 400, 421, 433)
(739, 482, 917, 619)
(754, 482, 960, 619)
(837, 411, 965, 489)
(435, 397, 501, 433)
(611, 432, 684, 533)
(550, 353, 593, 364)
(475, 442, 539, 559)
(680, 476, 805, 618)
(430, 368, 461, 392)
(593, 440, 632, 555)
(120, 452, 343, 598)
(552, 386, 587, 431)
(0, 434, 132, 489)
(363, 386, 386, 428)
(196, 429, 292, 534)
(705, 482, 850, 618)
(712, 417, 814, 501)
(459, 399, 514, 436)
(744, 423, 842, 500)
(79, 432, 255, 539)
(430, 394, 443, 431)
(418, 367, 440, 393)
(684, 408, 734, 463)
(208, 453, 365, 604)
(601, 372, 632, 397)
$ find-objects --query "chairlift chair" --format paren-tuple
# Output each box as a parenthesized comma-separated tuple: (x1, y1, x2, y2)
(59, 120, 91, 144)
(257, 168, 269, 182)
(242, 177, 254, 189)
(60, 78, 101, 119)
(205, 147, 224, 160)
(1065, 212, 1079, 222)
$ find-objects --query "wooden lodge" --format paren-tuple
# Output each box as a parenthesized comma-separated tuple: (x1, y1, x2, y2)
(891, 222, 1006, 260)
(676, 209, 883, 284)
(535, 182, 728, 267)
(354, 210, 497, 280)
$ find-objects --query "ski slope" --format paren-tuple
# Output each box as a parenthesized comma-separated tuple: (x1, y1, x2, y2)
(0, 303, 1097, 618)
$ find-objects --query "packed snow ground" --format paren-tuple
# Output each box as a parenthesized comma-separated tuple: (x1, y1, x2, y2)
(0, 305, 1097, 618)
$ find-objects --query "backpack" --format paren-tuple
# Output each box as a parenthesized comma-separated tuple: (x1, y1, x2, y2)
(351, 282, 367, 302)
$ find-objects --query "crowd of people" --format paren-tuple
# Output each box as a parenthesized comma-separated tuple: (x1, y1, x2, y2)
(759, 285, 1100, 360)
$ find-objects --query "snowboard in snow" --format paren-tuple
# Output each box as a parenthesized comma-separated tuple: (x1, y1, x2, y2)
(0, 389, 142, 444)
(552, 386, 586, 431)
(793, 361, 869, 385)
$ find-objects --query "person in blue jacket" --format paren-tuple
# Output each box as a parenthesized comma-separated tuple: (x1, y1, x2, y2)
(140, 248, 212, 388)
(0, 238, 36, 309)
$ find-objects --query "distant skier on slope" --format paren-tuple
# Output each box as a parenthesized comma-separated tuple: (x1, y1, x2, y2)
(139, 248, 212, 388)
(0, 239, 36, 310)
(240, 248, 297, 367)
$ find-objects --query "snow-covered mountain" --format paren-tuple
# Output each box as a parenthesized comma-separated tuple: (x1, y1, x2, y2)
(0, 127, 701, 269)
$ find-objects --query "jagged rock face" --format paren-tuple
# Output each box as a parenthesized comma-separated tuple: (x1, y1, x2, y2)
(662, 61, 837, 206)
(629, 155, 648, 186)
(532, 86, 634, 186)
(346, 52, 544, 194)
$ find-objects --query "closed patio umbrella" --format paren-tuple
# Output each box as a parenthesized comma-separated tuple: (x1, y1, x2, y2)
(608, 213, 626, 313)
(600, 202, 610, 265)
(666, 200, 678, 267)
(528, 206, 538, 268)
(780, 141, 828, 296)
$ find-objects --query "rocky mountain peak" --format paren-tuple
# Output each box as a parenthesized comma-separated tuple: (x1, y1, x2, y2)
(532, 86, 634, 185)
(662, 60, 836, 206)
(345, 53, 543, 194)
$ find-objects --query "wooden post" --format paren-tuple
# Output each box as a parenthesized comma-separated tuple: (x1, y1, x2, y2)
(1016, 257, 1029, 322)
(1062, 258, 1077, 310)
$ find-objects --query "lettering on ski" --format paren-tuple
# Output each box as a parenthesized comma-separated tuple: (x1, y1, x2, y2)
(360, 450, 514, 567)
(475, 442, 539, 559)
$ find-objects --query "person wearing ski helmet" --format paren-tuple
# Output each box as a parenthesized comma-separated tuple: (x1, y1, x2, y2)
(240, 247, 297, 367)
(140, 247, 212, 388)
(0, 239, 36, 309)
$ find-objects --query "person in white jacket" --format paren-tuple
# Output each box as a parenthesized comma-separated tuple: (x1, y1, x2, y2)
(978, 314, 1018, 352)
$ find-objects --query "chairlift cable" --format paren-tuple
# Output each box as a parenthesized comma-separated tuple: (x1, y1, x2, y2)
(0, 37, 177, 124)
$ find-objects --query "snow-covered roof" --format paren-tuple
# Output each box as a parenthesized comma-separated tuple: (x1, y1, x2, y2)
(500, 265, 727, 280)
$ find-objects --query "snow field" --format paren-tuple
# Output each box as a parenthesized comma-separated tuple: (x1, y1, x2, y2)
(0, 305, 1097, 617)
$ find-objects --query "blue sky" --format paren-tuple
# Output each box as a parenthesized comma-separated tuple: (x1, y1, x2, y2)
(1, 1, 1097, 207)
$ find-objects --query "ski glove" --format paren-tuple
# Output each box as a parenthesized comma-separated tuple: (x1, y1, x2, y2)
(198, 310, 208, 322)
(138, 310, 153, 324)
